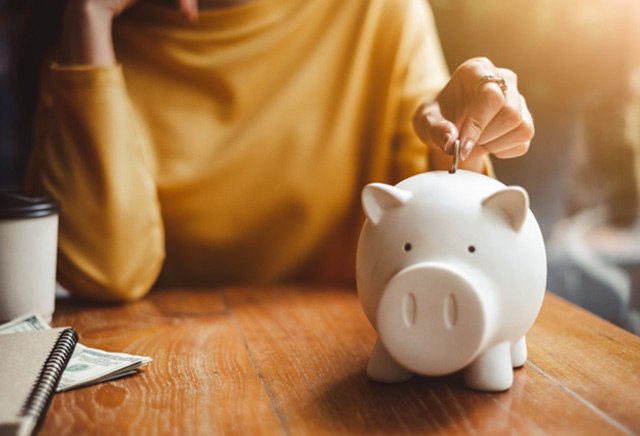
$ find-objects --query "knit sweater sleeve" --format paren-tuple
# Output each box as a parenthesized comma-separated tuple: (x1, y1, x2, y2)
(27, 64, 164, 302)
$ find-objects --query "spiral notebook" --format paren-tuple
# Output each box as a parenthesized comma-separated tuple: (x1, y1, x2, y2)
(0, 327, 78, 436)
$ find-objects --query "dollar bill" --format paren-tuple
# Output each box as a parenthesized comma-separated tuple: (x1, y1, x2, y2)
(0, 313, 152, 392)
(0, 312, 50, 333)
(57, 344, 152, 391)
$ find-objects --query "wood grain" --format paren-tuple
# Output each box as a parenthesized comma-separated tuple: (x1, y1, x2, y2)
(44, 288, 282, 435)
(41, 287, 640, 435)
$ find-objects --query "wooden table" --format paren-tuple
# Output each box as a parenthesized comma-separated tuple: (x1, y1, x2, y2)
(42, 286, 640, 435)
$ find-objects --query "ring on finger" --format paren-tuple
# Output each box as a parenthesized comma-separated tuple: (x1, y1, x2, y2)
(474, 75, 508, 95)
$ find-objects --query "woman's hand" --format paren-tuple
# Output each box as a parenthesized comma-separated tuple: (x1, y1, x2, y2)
(413, 57, 534, 171)
(60, 0, 199, 66)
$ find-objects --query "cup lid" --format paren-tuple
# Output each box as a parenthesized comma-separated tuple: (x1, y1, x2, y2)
(0, 192, 59, 219)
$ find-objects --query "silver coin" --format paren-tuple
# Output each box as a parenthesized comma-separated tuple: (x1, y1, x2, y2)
(449, 139, 460, 174)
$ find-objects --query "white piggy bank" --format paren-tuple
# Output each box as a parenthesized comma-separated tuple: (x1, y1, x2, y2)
(356, 170, 547, 392)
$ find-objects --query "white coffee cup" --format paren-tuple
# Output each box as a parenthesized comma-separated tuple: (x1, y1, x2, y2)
(0, 192, 59, 323)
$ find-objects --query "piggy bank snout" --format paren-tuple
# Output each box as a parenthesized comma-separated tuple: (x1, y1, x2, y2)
(376, 263, 492, 376)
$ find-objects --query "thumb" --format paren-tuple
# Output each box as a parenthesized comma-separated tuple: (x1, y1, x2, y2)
(413, 102, 458, 154)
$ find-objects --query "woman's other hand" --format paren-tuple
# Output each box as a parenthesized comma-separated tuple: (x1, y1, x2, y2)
(413, 57, 534, 171)
(60, 0, 199, 65)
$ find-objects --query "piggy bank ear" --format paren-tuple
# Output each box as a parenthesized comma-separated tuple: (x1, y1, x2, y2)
(362, 183, 412, 225)
(481, 186, 529, 232)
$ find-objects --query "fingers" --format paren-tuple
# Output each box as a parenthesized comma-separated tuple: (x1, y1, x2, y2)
(457, 59, 512, 160)
(475, 68, 521, 145)
(480, 95, 534, 158)
(413, 101, 458, 154)
(178, 0, 199, 21)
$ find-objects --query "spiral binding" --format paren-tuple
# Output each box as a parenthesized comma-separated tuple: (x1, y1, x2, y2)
(20, 328, 78, 427)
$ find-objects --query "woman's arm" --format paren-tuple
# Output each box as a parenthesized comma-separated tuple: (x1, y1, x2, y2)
(26, 0, 193, 302)
(58, 0, 119, 66)
(29, 63, 165, 302)
(28, 0, 200, 302)
(59, 0, 198, 66)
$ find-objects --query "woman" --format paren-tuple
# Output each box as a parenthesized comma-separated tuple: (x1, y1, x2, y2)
(18, 0, 533, 302)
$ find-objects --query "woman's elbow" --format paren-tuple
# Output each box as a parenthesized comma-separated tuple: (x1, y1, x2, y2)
(57, 249, 164, 303)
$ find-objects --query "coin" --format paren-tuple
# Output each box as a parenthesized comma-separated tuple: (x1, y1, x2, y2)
(449, 139, 460, 174)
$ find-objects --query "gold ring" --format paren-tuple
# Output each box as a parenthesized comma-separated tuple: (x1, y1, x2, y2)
(475, 75, 508, 94)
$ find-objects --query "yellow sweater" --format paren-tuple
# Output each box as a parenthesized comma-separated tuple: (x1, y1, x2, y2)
(27, 0, 449, 301)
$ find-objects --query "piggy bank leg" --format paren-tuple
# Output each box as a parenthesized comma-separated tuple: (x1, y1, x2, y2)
(464, 342, 513, 392)
(367, 338, 412, 383)
(510, 336, 527, 368)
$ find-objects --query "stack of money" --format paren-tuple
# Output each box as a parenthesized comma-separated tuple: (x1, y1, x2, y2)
(0, 313, 152, 392)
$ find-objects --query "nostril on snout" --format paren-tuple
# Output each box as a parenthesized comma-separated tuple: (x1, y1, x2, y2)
(402, 292, 417, 327)
(444, 293, 458, 329)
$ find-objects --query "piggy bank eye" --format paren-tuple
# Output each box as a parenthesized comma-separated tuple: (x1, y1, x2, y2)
(403, 243, 412, 252)
(468, 245, 476, 253)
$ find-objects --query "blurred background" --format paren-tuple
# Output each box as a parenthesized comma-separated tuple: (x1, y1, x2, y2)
(0, 0, 18, 192)
(1, 0, 638, 333)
